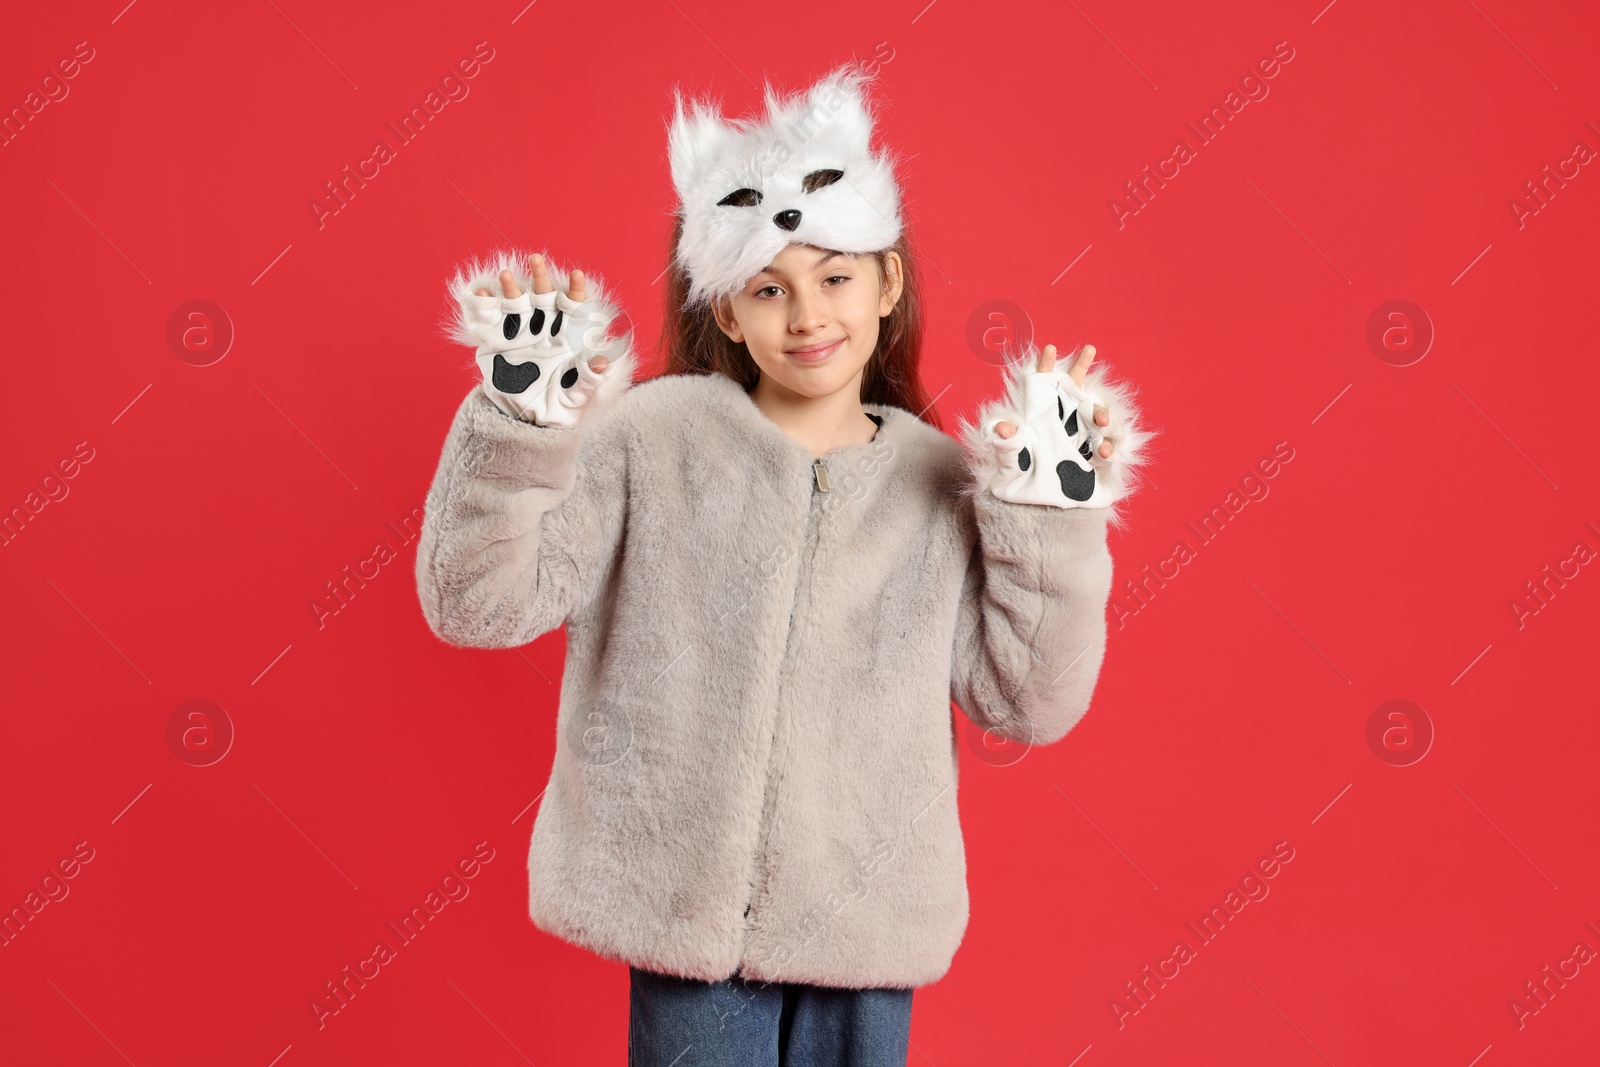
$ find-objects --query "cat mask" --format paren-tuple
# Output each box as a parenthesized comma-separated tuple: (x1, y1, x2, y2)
(666, 62, 904, 311)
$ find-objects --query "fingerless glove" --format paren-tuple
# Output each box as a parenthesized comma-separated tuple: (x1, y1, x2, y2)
(447, 250, 634, 427)
(962, 346, 1153, 526)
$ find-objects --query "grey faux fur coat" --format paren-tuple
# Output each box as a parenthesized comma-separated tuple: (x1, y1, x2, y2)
(414, 361, 1144, 989)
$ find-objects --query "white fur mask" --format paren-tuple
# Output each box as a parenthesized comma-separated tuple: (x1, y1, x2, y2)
(667, 63, 903, 310)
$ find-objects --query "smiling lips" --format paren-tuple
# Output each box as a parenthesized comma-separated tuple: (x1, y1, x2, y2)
(785, 338, 844, 363)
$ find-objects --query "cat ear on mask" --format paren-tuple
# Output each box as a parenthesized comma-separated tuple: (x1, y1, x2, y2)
(667, 92, 737, 204)
(793, 64, 875, 158)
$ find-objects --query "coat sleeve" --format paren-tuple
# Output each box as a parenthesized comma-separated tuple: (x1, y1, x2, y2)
(948, 498, 1113, 746)
(949, 348, 1153, 746)
(414, 381, 633, 650)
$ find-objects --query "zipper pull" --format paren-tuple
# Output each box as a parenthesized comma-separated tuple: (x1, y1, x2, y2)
(813, 458, 830, 492)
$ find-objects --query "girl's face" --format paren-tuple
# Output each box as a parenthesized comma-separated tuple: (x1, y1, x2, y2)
(712, 243, 904, 400)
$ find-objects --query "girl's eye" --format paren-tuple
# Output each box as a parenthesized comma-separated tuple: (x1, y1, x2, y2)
(754, 276, 850, 299)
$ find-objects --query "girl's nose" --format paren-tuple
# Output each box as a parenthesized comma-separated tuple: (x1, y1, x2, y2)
(790, 290, 828, 332)
(772, 209, 801, 232)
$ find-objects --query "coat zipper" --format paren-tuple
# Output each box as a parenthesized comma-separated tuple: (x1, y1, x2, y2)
(743, 457, 831, 925)
(813, 458, 830, 493)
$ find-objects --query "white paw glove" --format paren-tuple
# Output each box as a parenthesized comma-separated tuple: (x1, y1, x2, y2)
(449, 251, 633, 427)
(964, 344, 1151, 514)
(986, 365, 1112, 507)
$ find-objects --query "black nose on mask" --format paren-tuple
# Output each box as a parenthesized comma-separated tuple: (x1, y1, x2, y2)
(773, 209, 801, 232)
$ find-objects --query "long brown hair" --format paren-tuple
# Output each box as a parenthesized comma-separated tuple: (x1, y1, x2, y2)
(654, 215, 944, 431)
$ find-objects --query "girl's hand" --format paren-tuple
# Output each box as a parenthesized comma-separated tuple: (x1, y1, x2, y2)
(977, 342, 1123, 509)
(993, 344, 1112, 459)
(459, 252, 624, 426)
(473, 253, 610, 377)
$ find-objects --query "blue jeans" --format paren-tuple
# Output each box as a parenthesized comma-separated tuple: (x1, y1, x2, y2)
(628, 965, 914, 1067)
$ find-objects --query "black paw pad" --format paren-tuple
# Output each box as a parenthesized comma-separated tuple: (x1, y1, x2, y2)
(1056, 459, 1096, 501)
(492, 354, 540, 394)
(560, 367, 580, 389)
(502, 314, 521, 340)
(1018, 447, 1032, 472)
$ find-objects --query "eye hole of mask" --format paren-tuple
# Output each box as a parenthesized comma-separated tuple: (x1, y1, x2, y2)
(802, 169, 844, 193)
(717, 187, 763, 207)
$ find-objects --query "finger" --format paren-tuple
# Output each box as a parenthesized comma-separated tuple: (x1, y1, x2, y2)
(530, 253, 553, 295)
(1098, 439, 1114, 459)
(568, 268, 587, 305)
(475, 287, 492, 297)
(1038, 343, 1056, 374)
(499, 269, 523, 300)
(588, 355, 609, 374)
(1069, 343, 1096, 387)
(1095, 404, 1110, 426)
(995, 421, 1015, 439)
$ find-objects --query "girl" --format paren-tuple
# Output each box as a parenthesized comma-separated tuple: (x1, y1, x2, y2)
(416, 64, 1150, 1067)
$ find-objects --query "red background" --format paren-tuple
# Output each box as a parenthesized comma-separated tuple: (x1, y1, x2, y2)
(3, 1, 1597, 1064)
